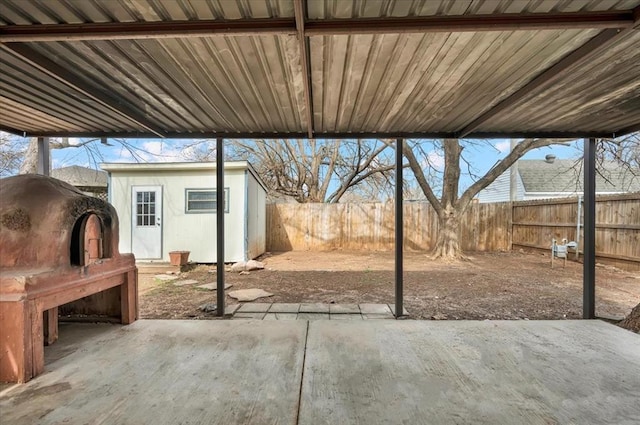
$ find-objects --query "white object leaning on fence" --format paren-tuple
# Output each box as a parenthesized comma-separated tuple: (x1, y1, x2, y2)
(551, 238, 578, 268)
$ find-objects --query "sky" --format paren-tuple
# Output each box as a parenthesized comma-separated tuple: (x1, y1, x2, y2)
(7, 134, 585, 193)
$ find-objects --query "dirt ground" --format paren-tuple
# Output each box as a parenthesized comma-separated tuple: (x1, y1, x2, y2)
(138, 251, 639, 322)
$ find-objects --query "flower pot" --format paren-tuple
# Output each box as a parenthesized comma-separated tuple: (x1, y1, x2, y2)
(169, 251, 190, 266)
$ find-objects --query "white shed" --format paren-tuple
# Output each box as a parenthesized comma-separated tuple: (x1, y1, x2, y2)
(101, 161, 267, 263)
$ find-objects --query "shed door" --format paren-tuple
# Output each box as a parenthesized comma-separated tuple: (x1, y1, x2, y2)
(131, 186, 162, 259)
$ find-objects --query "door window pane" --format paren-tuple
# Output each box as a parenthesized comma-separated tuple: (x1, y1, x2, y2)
(135, 190, 158, 227)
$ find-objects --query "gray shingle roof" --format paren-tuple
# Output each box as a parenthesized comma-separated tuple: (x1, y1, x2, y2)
(517, 160, 640, 193)
(51, 165, 107, 188)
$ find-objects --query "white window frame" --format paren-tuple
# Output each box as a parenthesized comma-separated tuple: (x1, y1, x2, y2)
(185, 188, 229, 213)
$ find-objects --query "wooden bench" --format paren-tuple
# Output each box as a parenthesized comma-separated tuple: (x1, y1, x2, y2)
(0, 258, 137, 383)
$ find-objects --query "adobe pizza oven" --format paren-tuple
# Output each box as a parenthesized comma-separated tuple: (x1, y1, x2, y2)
(0, 174, 138, 383)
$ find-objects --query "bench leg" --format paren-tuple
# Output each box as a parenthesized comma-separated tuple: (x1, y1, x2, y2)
(43, 307, 59, 346)
(30, 301, 45, 379)
(0, 301, 32, 383)
(120, 269, 138, 325)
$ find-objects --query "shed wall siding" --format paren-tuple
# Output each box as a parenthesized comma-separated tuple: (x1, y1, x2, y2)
(109, 168, 247, 263)
(246, 172, 267, 260)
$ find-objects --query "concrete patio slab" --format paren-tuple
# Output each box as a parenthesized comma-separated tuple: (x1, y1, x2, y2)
(262, 313, 300, 321)
(297, 313, 330, 320)
(299, 320, 640, 425)
(273, 313, 299, 320)
(330, 314, 364, 320)
(224, 304, 240, 316)
(269, 303, 300, 313)
(237, 303, 272, 313)
(2, 320, 638, 425)
(359, 303, 392, 314)
(234, 312, 267, 320)
(299, 303, 330, 313)
(329, 304, 360, 314)
(0, 321, 307, 425)
(362, 313, 395, 320)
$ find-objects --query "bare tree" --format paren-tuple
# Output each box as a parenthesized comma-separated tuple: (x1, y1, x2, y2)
(16, 136, 167, 174)
(185, 139, 398, 203)
(597, 133, 640, 173)
(0, 132, 25, 177)
(402, 138, 575, 260)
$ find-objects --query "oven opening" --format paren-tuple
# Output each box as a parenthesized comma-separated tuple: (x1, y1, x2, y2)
(70, 213, 109, 266)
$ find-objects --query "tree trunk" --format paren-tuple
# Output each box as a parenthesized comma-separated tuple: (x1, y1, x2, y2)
(619, 303, 640, 333)
(432, 207, 463, 260)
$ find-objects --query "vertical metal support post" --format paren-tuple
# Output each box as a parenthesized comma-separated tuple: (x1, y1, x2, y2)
(216, 138, 225, 317)
(36, 137, 50, 176)
(395, 138, 404, 318)
(583, 138, 596, 319)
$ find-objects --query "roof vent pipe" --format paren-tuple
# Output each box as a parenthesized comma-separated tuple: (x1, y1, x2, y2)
(545, 154, 556, 163)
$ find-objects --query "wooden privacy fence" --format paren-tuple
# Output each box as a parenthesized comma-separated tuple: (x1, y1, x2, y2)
(266, 202, 510, 252)
(266, 193, 639, 270)
(512, 193, 640, 271)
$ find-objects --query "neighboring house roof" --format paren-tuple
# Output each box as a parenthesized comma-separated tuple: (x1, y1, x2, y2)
(51, 165, 107, 188)
(477, 159, 639, 203)
(518, 160, 640, 193)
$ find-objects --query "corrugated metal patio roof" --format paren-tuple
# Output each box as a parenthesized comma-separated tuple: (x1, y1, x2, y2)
(0, 0, 639, 139)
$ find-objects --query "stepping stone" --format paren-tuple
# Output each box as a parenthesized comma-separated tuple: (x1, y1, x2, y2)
(269, 303, 300, 313)
(228, 289, 273, 302)
(237, 303, 272, 313)
(196, 282, 233, 291)
(155, 274, 178, 281)
(388, 304, 409, 316)
(359, 304, 392, 315)
(234, 312, 267, 320)
(329, 304, 360, 314)
(331, 314, 363, 320)
(299, 303, 330, 313)
(298, 313, 330, 320)
(173, 279, 198, 286)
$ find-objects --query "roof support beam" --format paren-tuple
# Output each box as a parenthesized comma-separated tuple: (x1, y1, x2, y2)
(615, 123, 640, 137)
(1, 43, 166, 138)
(305, 10, 635, 35)
(0, 10, 636, 42)
(20, 130, 621, 140)
(457, 6, 640, 139)
(294, 0, 314, 139)
(0, 19, 296, 42)
(455, 28, 624, 139)
(0, 125, 27, 136)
